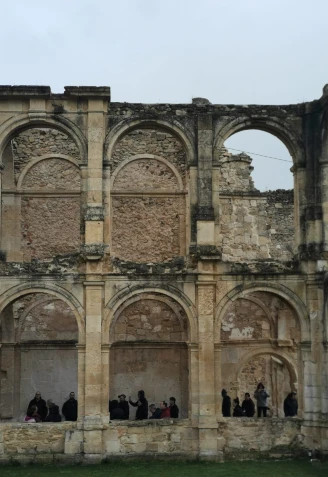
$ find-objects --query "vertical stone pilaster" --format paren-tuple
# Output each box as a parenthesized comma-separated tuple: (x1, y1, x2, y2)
(197, 282, 218, 459)
(84, 282, 104, 417)
(76, 345, 85, 420)
(292, 164, 306, 251)
(101, 344, 110, 415)
(321, 162, 328, 252)
(83, 281, 104, 454)
(189, 343, 199, 425)
(0, 343, 16, 419)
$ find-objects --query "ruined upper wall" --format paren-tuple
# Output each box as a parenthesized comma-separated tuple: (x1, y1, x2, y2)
(0, 84, 327, 267)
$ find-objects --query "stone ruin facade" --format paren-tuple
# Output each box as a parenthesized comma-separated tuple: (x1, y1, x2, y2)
(0, 84, 327, 463)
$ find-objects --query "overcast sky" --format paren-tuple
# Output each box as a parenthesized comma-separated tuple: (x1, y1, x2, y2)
(1, 0, 327, 190)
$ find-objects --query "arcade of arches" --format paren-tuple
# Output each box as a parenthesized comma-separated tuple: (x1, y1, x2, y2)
(0, 85, 327, 461)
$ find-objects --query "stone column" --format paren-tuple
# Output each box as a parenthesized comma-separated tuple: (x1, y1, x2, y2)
(197, 282, 218, 459)
(82, 91, 109, 455)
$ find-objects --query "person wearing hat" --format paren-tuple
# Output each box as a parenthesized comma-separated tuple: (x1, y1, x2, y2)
(284, 391, 298, 417)
(118, 394, 129, 420)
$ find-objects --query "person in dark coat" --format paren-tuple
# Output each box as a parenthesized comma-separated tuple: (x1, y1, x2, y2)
(169, 397, 179, 418)
(149, 404, 161, 419)
(45, 404, 62, 422)
(242, 392, 255, 417)
(129, 390, 148, 420)
(62, 392, 78, 421)
(118, 394, 130, 420)
(27, 392, 48, 422)
(232, 397, 244, 417)
(110, 400, 125, 420)
(284, 392, 298, 417)
(221, 389, 231, 417)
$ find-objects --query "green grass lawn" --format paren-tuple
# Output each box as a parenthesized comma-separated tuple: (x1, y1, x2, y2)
(0, 460, 327, 477)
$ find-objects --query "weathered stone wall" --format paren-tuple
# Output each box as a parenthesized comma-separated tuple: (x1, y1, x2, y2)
(12, 129, 80, 180)
(113, 158, 180, 191)
(218, 193, 295, 262)
(221, 298, 271, 340)
(111, 197, 183, 262)
(0, 422, 76, 462)
(22, 158, 80, 190)
(0, 419, 315, 463)
(110, 347, 189, 418)
(111, 128, 187, 181)
(112, 297, 187, 342)
(218, 150, 256, 192)
(21, 197, 80, 260)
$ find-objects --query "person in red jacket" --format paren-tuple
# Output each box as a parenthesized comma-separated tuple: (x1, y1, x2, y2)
(159, 401, 171, 418)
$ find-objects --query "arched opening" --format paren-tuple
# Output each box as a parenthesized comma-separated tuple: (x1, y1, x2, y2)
(224, 130, 293, 191)
(109, 293, 189, 418)
(1, 127, 82, 262)
(239, 353, 296, 417)
(215, 129, 296, 262)
(109, 126, 188, 263)
(0, 292, 79, 421)
(219, 289, 301, 417)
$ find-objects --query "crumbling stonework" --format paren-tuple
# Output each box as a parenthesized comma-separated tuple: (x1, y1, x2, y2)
(112, 297, 187, 342)
(12, 129, 80, 180)
(21, 197, 80, 260)
(113, 158, 180, 191)
(112, 128, 187, 181)
(22, 158, 80, 190)
(0, 84, 327, 461)
(111, 197, 183, 262)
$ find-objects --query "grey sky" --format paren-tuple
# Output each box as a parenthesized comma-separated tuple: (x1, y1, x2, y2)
(1, 0, 327, 190)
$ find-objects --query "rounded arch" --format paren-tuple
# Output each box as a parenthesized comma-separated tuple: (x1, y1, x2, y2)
(0, 282, 85, 342)
(236, 347, 298, 389)
(215, 282, 310, 342)
(103, 284, 197, 343)
(104, 118, 195, 166)
(16, 295, 78, 340)
(214, 116, 304, 162)
(220, 295, 276, 340)
(111, 153, 184, 190)
(109, 293, 188, 343)
(16, 154, 80, 189)
(0, 115, 87, 164)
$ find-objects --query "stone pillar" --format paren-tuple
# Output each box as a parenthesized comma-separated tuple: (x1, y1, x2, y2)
(83, 281, 104, 454)
(189, 343, 199, 425)
(101, 344, 110, 416)
(76, 345, 85, 420)
(82, 91, 109, 455)
(0, 343, 16, 419)
(197, 282, 218, 459)
(196, 114, 215, 241)
(321, 162, 328, 253)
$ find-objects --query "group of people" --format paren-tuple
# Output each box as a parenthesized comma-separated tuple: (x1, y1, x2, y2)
(109, 391, 179, 420)
(222, 383, 298, 418)
(24, 391, 78, 423)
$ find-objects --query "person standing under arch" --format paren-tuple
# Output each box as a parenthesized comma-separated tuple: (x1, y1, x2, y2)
(254, 383, 270, 417)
